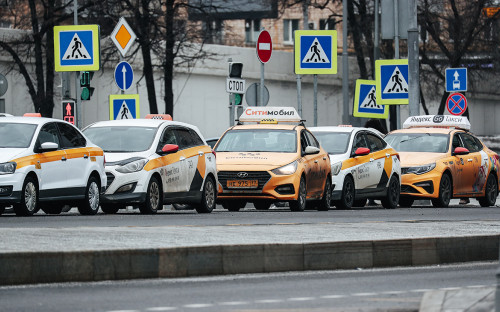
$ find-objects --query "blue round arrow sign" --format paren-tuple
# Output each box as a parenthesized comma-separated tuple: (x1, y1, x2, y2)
(114, 61, 133, 91)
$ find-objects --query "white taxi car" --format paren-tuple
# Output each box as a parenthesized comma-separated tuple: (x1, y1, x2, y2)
(310, 126, 401, 209)
(83, 116, 217, 214)
(0, 116, 106, 216)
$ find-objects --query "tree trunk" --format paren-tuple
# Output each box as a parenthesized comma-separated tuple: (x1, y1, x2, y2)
(141, 44, 158, 114)
(43, 0, 55, 117)
(347, 0, 368, 79)
(163, 0, 175, 117)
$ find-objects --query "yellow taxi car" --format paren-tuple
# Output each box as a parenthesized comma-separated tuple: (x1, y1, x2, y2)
(214, 107, 331, 211)
(385, 115, 500, 207)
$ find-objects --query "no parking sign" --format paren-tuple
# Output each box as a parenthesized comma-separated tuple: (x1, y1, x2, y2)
(446, 93, 467, 116)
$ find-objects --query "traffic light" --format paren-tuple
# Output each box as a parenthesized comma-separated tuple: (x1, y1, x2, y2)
(228, 62, 243, 78)
(80, 71, 94, 101)
(234, 93, 242, 105)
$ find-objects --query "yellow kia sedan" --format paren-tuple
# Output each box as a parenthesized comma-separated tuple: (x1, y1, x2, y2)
(214, 107, 331, 212)
(385, 115, 500, 208)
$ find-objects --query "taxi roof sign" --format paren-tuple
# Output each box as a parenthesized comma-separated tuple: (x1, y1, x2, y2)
(403, 115, 470, 131)
(239, 107, 302, 123)
(145, 114, 172, 120)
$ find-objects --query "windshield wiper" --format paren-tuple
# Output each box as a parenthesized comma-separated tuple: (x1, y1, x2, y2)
(399, 133, 430, 144)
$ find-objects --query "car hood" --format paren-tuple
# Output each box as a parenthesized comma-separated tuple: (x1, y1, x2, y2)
(216, 152, 298, 170)
(398, 152, 447, 167)
(0, 148, 30, 163)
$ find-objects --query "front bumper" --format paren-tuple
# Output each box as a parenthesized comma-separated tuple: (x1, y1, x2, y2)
(400, 170, 441, 198)
(100, 192, 147, 204)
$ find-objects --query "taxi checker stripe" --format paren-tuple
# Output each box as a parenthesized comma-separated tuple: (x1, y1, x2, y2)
(12, 148, 104, 169)
(143, 152, 183, 171)
(341, 149, 389, 171)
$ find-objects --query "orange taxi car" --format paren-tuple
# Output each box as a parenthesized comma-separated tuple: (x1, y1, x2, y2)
(214, 107, 331, 211)
(385, 115, 500, 207)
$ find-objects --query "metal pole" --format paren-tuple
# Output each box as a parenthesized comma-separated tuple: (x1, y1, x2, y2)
(313, 74, 318, 126)
(408, 0, 420, 116)
(260, 63, 264, 106)
(74, 0, 81, 128)
(342, 0, 349, 124)
(297, 75, 302, 116)
(228, 58, 234, 126)
(297, 1, 309, 118)
(394, 0, 401, 129)
(374, 0, 380, 64)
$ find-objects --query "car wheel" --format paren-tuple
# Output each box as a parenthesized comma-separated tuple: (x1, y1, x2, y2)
(100, 204, 122, 214)
(195, 176, 216, 213)
(77, 176, 100, 215)
(316, 178, 332, 211)
(431, 173, 452, 208)
(353, 198, 367, 208)
(222, 200, 246, 212)
(290, 177, 307, 212)
(139, 176, 162, 214)
(399, 196, 414, 208)
(382, 175, 400, 209)
(254, 201, 272, 210)
(40, 204, 64, 215)
(478, 174, 498, 207)
(334, 176, 354, 210)
(0, 205, 5, 215)
(13, 176, 38, 216)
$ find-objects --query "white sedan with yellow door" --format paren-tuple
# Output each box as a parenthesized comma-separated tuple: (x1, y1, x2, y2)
(310, 126, 401, 209)
(83, 116, 217, 214)
(0, 116, 106, 216)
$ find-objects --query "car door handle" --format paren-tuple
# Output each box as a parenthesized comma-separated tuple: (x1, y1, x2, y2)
(61, 157, 67, 161)
(386, 153, 390, 158)
(180, 156, 186, 161)
(370, 158, 374, 162)
(83, 154, 89, 159)
(323, 157, 327, 160)
(467, 159, 473, 162)
(198, 152, 204, 157)
(314, 160, 318, 163)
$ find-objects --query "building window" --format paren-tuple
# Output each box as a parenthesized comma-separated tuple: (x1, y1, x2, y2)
(319, 19, 335, 30)
(283, 19, 299, 44)
(245, 19, 261, 43)
(203, 19, 224, 44)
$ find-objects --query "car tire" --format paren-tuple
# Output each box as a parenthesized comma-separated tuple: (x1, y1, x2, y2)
(222, 200, 246, 212)
(77, 176, 101, 215)
(478, 174, 498, 207)
(139, 176, 162, 214)
(0, 205, 5, 215)
(40, 204, 64, 215)
(353, 198, 367, 208)
(399, 196, 414, 208)
(13, 176, 38, 216)
(431, 173, 452, 208)
(316, 178, 332, 211)
(334, 176, 354, 210)
(382, 175, 400, 209)
(254, 201, 272, 210)
(290, 177, 307, 212)
(195, 176, 216, 213)
(100, 204, 122, 214)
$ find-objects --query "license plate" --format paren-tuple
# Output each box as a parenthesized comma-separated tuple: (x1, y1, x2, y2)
(227, 180, 258, 188)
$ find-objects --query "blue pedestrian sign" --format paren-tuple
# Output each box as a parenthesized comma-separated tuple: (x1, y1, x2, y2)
(54, 25, 100, 72)
(445, 68, 467, 92)
(114, 61, 134, 91)
(109, 94, 140, 120)
(294, 30, 337, 75)
(375, 59, 409, 105)
(353, 80, 388, 119)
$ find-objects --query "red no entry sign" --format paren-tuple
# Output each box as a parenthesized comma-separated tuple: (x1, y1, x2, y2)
(256, 30, 272, 64)
(446, 92, 467, 116)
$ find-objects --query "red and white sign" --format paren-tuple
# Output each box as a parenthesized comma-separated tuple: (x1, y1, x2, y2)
(446, 92, 467, 116)
(256, 30, 272, 64)
(62, 100, 76, 125)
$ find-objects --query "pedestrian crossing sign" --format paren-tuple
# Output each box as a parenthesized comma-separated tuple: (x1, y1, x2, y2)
(353, 80, 388, 119)
(54, 25, 100, 72)
(375, 59, 409, 105)
(109, 94, 140, 120)
(294, 30, 337, 75)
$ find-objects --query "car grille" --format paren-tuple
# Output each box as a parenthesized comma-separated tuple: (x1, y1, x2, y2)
(218, 171, 271, 190)
(401, 184, 419, 194)
(106, 172, 115, 189)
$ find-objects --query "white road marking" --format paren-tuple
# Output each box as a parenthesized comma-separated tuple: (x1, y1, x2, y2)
(440, 287, 462, 291)
(182, 303, 214, 308)
(381, 291, 407, 295)
(255, 299, 284, 303)
(146, 307, 178, 311)
(218, 301, 248, 306)
(287, 297, 315, 301)
(321, 294, 348, 299)
(353, 292, 377, 296)
(411, 289, 433, 293)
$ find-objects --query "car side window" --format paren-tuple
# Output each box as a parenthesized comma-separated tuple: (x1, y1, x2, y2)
(304, 131, 320, 148)
(189, 129, 205, 146)
(57, 123, 86, 148)
(300, 131, 309, 153)
(460, 133, 481, 152)
(365, 133, 386, 152)
(352, 132, 367, 151)
(158, 128, 177, 150)
(452, 134, 463, 150)
(36, 123, 60, 149)
(174, 128, 195, 150)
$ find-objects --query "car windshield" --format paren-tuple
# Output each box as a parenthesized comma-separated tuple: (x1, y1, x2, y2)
(83, 126, 158, 152)
(0, 123, 37, 148)
(311, 131, 351, 155)
(215, 129, 296, 153)
(385, 133, 449, 153)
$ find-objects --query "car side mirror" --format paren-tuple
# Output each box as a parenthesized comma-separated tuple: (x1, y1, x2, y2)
(304, 146, 320, 155)
(39, 142, 58, 152)
(159, 144, 179, 155)
(453, 146, 469, 156)
(353, 147, 370, 157)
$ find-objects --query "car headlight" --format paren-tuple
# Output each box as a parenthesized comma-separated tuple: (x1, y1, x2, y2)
(0, 162, 16, 175)
(116, 159, 148, 174)
(331, 162, 342, 176)
(271, 160, 298, 175)
(403, 163, 436, 175)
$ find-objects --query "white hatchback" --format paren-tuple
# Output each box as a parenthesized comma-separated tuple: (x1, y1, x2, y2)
(83, 118, 217, 214)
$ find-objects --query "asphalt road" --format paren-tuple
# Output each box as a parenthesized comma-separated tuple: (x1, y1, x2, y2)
(0, 262, 496, 312)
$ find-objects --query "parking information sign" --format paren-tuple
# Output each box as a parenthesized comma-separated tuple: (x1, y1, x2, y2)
(353, 80, 388, 119)
(445, 68, 467, 92)
(294, 30, 337, 75)
(54, 25, 100, 72)
(375, 59, 409, 105)
(446, 92, 467, 116)
(109, 94, 140, 120)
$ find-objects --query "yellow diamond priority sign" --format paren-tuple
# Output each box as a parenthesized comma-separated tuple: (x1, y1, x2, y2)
(111, 17, 137, 57)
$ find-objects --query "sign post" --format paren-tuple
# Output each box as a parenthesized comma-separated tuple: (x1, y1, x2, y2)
(256, 29, 272, 106)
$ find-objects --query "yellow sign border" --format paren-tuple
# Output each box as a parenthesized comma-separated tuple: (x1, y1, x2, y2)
(109, 94, 140, 120)
(54, 25, 100, 72)
(353, 79, 388, 119)
(375, 59, 409, 105)
(294, 30, 337, 75)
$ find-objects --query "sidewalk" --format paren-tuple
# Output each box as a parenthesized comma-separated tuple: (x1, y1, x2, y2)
(420, 287, 496, 312)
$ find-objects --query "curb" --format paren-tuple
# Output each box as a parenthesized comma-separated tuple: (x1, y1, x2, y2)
(0, 235, 498, 285)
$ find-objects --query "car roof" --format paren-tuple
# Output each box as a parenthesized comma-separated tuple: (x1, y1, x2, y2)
(229, 124, 302, 130)
(86, 118, 193, 129)
(308, 126, 359, 133)
(0, 116, 60, 125)
(388, 127, 458, 135)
